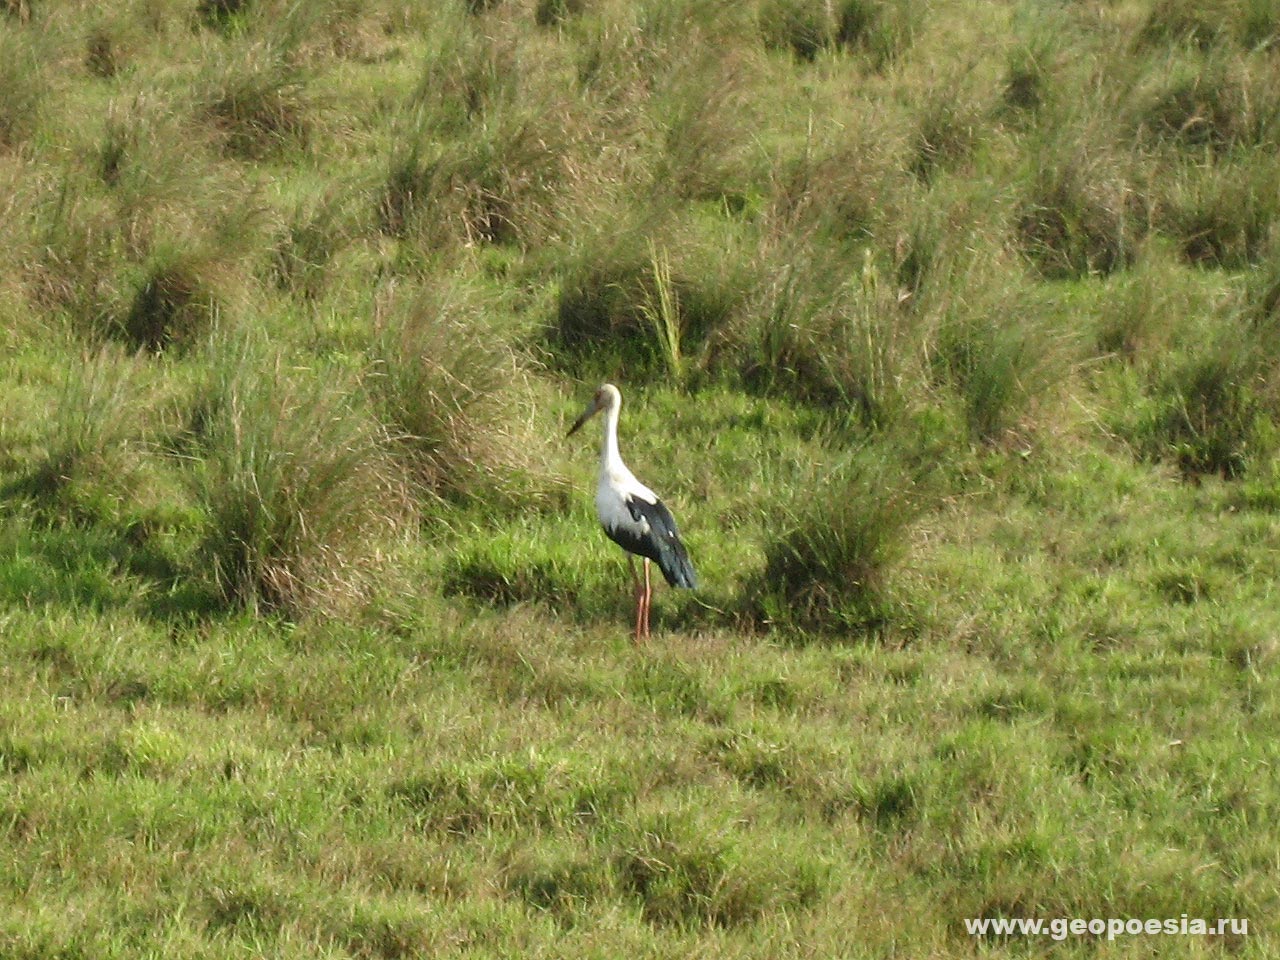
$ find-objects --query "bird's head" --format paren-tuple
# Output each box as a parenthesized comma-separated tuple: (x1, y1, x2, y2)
(567, 383, 620, 437)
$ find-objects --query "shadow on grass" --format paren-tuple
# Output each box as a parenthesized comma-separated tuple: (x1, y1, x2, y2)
(0, 482, 222, 623)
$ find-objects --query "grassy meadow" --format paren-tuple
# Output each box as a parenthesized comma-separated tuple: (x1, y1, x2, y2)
(2, 0, 1280, 955)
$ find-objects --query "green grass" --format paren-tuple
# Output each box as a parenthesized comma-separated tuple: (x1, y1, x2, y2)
(1, 0, 1279, 956)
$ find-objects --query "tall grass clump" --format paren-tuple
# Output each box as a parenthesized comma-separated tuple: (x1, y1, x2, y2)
(96, 109, 132, 189)
(535, 0, 585, 29)
(26, 103, 257, 347)
(368, 283, 559, 511)
(833, 0, 921, 69)
(1136, 52, 1280, 154)
(1002, 37, 1052, 115)
(26, 178, 123, 334)
(1242, 0, 1280, 50)
(910, 84, 982, 184)
(888, 193, 980, 309)
(1156, 152, 1280, 268)
(1093, 258, 1190, 361)
(759, 0, 831, 62)
(552, 225, 741, 381)
(85, 23, 121, 79)
(645, 57, 762, 208)
(573, 1, 713, 103)
(270, 193, 348, 302)
(735, 246, 914, 426)
(759, 0, 919, 67)
(1136, 0, 1237, 52)
(379, 117, 564, 249)
(24, 345, 150, 508)
(82, 5, 154, 78)
(931, 281, 1057, 444)
(199, 44, 312, 160)
(122, 244, 226, 352)
(1246, 243, 1280, 328)
(769, 118, 906, 245)
(638, 242, 686, 384)
(89, 99, 219, 246)
(198, 0, 252, 32)
(1129, 327, 1278, 478)
(753, 444, 919, 633)
(2, 0, 31, 22)
(112, 157, 259, 349)
(1014, 143, 1146, 280)
(190, 336, 411, 616)
(409, 23, 518, 130)
(0, 27, 44, 149)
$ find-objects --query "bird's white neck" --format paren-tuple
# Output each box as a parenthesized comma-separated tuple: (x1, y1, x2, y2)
(599, 397, 624, 476)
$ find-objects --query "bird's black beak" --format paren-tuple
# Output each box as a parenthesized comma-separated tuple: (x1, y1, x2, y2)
(566, 398, 598, 438)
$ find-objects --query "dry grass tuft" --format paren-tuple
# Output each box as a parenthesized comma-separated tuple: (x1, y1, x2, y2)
(191, 334, 413, 617)
(368, 281, 565, 513)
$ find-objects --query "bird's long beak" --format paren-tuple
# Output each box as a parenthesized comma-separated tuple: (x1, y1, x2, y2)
(566, 396, 600, 438)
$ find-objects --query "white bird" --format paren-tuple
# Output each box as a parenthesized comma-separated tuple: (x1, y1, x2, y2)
(567, 383, 697, 641)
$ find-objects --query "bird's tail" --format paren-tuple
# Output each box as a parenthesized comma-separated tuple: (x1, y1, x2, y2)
(657, 540, 698, 590)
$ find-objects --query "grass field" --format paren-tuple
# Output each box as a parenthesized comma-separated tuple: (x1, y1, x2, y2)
(2, 0, 1279, 956)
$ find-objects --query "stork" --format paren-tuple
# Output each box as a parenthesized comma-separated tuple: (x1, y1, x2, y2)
(567, 383, 697, 641)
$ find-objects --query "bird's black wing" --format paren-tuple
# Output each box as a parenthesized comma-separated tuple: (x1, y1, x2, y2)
(614, 495, 698, 589)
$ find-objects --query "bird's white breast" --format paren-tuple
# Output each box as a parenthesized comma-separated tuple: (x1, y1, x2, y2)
(596, 465, 656, 534)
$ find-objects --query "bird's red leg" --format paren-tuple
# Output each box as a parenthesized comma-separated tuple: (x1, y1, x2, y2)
(628, 555, 643, 643)
(643, 558, 652, 639)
